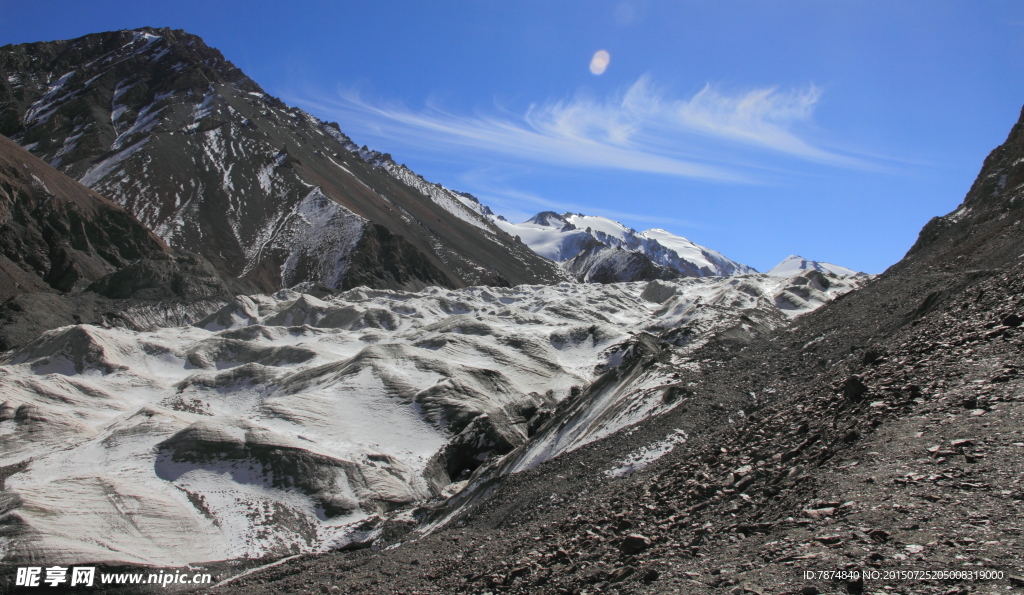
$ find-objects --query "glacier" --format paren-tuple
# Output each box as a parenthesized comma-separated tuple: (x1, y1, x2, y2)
(0, 270, 867, 565)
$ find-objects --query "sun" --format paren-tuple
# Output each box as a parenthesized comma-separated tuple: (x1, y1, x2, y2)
(590, 50, 610, 75)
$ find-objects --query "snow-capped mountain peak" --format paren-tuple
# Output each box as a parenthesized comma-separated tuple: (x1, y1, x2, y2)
(767, 255, 860, 277)
(525, 210, 573, 228)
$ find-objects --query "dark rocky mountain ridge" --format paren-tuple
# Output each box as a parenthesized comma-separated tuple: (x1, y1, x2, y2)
(0, 27, 562, 293)
(0, 131, 249, 350)
(0, 132, 165, 297)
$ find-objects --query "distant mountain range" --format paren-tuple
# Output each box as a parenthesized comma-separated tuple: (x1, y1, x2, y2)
(491, 211, 861, 282)
(492, 211, 754, 282)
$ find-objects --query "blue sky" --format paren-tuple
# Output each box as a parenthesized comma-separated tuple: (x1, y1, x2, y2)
(5, 1, 1024, 273)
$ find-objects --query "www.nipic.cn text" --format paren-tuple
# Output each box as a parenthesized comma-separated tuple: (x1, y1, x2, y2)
(15, 566, 213, 588)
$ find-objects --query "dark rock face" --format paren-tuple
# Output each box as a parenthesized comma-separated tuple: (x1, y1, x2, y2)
(87, 250, 242, 301)
(564, 238, 681, 283)
(841, 375, 868, 402)
(338, 223, 457, 292)
(424, 413, 528, 489)
(618, 534, 650, 555)
(0, 133, 165, 299)
(0, 28, 563, 292)
(0, 131, 247, 350)
(0, 30, 255, 164)
(902, 104, 1024, 272)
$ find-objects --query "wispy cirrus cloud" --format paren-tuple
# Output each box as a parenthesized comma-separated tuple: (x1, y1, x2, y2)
(671, 83, 854, 165)
(290, 76, 870, 184)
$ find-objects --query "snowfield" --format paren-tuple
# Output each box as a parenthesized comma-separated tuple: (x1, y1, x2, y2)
(0, 271, 867, 565)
